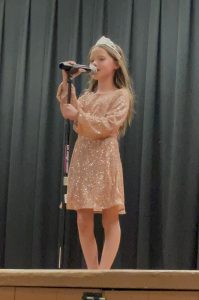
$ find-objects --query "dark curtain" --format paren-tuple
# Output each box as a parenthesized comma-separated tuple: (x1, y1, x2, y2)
(0, 0, 198, 269)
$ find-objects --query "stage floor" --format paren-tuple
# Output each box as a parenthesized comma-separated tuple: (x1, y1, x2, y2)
(0, 269, 199, 300)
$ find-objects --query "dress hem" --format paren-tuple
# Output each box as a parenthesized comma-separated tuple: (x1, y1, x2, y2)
(66, 203, 126, 215)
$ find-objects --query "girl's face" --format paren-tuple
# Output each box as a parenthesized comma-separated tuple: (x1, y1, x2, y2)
(89, 47, 118, 80)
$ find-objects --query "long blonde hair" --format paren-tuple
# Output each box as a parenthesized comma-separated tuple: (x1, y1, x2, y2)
(87, 43, 135, 135)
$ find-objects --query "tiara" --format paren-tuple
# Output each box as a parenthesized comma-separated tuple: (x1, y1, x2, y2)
(95, 36, 121, 59)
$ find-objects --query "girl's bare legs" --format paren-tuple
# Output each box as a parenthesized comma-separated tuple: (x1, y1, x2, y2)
(77, 209, 99, 269)
(99, 206, 121, 269)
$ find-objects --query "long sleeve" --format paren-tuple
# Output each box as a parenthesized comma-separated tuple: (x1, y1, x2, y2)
(73, 90, 129, 140)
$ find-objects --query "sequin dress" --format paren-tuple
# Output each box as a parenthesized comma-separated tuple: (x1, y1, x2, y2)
(66, 88, 130, 214)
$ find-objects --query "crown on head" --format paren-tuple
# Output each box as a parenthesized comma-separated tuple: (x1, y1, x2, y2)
(95, 36, 121, 59)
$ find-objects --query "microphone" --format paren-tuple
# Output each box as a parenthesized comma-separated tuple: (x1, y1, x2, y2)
(59, 62, 97, 74)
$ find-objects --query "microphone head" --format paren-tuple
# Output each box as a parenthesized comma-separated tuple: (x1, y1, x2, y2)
(89, 64, 97, 74)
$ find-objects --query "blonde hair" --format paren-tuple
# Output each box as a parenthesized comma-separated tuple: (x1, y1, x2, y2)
(87, 43, 135, 136)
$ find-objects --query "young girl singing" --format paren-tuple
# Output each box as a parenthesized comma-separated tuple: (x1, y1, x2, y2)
(56, 36, 134, 269)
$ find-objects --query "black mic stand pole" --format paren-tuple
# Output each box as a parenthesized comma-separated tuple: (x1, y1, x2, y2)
(58, 70, 74, 269)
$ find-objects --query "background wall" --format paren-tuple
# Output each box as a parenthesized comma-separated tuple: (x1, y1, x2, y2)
(0, 0, 199, 269)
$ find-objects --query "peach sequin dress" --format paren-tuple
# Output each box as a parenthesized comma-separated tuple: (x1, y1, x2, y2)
(66, 88, 129, 214)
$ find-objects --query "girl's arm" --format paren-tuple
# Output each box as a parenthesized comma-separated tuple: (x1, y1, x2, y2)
(74, 91, 129, 139)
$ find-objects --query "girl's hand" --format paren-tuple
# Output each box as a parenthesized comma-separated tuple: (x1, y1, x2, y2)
(61, 103, 79, 121)
(61, 60, 85, 80)
(56, 81, 77, 104)
(56, 60, 85, 104)
(56, 61, 73, 104)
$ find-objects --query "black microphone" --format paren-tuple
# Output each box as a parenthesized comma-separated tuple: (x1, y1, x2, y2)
(59, 62, 97, 74)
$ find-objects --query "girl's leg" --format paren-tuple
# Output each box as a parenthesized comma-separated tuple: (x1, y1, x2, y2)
(77, 209, 99, 269)
(99, 206, 121, 269)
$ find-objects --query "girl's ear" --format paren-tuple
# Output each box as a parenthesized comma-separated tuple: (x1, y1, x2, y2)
(114, 61, 120, 70)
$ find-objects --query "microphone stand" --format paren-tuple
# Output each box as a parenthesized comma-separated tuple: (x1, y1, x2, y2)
(58, 70, 74, 269)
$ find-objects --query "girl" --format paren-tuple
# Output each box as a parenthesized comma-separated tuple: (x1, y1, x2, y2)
(56, 36, 134, 269)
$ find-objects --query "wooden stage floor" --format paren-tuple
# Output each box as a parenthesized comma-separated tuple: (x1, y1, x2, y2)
(0, 269, 199, 300)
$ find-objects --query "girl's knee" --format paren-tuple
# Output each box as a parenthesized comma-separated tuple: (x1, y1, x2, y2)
(102, 206, 120, 231)
(77, 209, 93, 233)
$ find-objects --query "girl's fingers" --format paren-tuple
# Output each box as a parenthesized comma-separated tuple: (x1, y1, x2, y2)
(72, 68, 86, 79)
(61, 61, 76, 83)
(56, 83, 63, 101)
(57, 60, 79, 104)
(62, 70, 68, 87)
(56, 82, 68, 103)
(62, 60, 86, 81)
(67, 60, 76, 65)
